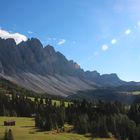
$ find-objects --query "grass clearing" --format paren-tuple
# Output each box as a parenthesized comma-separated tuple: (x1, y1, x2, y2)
(28, 96, 70, 107)
(131, 91, 140, 95)
(0, 117, 116, 140)
(3, 94, 71, 107)
(0, 117, 89, 140)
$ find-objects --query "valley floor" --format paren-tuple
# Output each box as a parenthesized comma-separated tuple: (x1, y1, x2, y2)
(0, 117, 116, 140)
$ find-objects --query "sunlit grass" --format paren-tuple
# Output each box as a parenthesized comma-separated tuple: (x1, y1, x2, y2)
(131, 91, 140, 95)
(0, 117, 116, 140)
(0, 117, 89, 140)
(28, 96, 70, 107)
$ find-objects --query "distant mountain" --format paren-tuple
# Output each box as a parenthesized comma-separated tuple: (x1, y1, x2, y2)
(0, 37, 139, 96)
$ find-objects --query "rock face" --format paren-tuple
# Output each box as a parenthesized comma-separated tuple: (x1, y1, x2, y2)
(0, 37, 129, 96)
(0, 38, 84, 76)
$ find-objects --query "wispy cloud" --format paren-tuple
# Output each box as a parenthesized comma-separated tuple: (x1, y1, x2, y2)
(94, 51, 99, 56)
(111, 38, 117, 44)
(57, 39, 66, 45)
(125, 29, 131, 35)
(27, 31, 33, 34)
(47, 36, 56, 41)
(101, 44, 109, 51)
(0, 29, 27, 44)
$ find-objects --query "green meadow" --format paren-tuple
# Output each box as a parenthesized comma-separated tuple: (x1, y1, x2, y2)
(0, 117, 116, 140)
(131, 91, 140, 95)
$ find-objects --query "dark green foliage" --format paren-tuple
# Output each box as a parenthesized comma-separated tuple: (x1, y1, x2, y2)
(128, 104, 140, 125)
(74, 113, 89, 134)
(69, 89, 135, 103)
(4, 129, 14, 140)
(4, 129, 8, 140)
(65, 100, 140, 139)
(35, 101, 65, 131)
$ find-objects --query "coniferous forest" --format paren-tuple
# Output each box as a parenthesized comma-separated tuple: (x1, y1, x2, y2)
(0, 90, 140, 140)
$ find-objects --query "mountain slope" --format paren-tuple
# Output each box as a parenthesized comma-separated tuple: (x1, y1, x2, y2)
(1, 73, 97, 96)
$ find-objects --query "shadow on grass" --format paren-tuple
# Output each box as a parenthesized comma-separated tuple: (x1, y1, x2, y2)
(35, 129, 46, 132)
(20, 126, 34, 128)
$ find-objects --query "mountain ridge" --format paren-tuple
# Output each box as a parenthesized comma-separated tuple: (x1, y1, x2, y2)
(0, 37, 138, 96)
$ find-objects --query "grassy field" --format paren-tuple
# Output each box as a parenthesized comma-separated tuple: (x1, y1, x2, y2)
(131, 91, 140, 95)
(0, 117, 89, 140)
(27, 97, 71, 107)
(0, 117, 116, 140)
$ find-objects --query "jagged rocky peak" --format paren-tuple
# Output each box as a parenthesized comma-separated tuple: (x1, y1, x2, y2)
(74, 63, 81, 69)
(27, 38, 43, 49)
(0, 37, 16, 47)
(85, 70, 100, 78)
(69, 60, 81, 69)
(5, 38, 16, 46)
(44, 45, 68, 64)
(18, 38, 43, 48)
(101, 73, 120, 80)
(44, 45, 56, 55)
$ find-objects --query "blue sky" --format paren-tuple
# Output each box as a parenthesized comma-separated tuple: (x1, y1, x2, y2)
(0, 0, 140, 81)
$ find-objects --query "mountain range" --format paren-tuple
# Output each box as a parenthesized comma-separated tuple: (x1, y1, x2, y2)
(0, 37, 139, 97)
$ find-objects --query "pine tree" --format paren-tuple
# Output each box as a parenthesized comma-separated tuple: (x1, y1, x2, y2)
(4, 129, 8, 140)
(4, 129, 14, 140)
(8, 129, 14, 140)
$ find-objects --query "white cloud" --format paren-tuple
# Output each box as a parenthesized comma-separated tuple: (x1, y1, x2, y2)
(46, 36, 57, 41)
(125, 29, 131, 35)
(27, 31, 33, 34)
(0, 29, 27, 44)
(101, 44, 109, 51)
(111, 39, 117, 44)
(57, 39, 66, 45)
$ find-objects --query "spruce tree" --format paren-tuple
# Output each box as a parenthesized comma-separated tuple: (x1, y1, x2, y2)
(8, 129, 14, 140)
(4, 129, 14, 140)
(4, 129, 8, 140)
